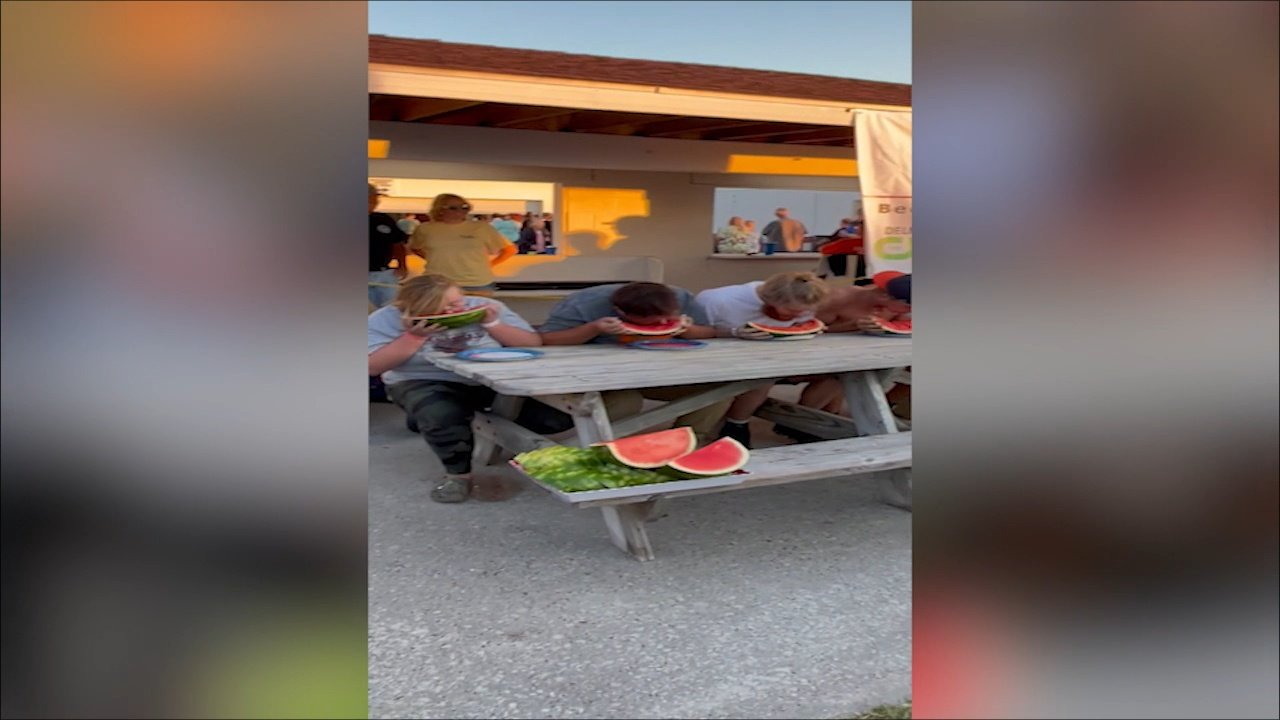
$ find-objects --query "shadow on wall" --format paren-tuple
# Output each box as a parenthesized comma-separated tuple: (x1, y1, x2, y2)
(561, 187, 650, 251)
(562, 215, 649, 257)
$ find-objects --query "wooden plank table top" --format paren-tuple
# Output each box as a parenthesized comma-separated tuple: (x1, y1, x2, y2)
(427, 335, 912, 396)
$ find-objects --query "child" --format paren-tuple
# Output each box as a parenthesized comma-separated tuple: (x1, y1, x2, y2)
(531, 282, 728, 442)
(368, 274, 542, 503)
(694, 272, 831, 447)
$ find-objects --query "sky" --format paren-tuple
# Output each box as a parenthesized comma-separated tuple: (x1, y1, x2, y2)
(368, 1, 911, 84)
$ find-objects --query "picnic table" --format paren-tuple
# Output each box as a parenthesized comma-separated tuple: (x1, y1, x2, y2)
(428, 334, 912, 560)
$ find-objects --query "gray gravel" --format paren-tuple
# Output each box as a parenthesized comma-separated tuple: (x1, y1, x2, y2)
(369, 400, 911, 719)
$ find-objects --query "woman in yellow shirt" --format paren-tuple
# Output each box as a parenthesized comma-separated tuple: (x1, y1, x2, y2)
(408, 194, 517, 296)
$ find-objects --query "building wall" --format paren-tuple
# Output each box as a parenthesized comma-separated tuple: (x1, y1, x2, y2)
(368, 122, 859, 296)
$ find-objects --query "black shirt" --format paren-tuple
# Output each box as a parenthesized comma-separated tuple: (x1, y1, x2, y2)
(369, 212, 407, 271)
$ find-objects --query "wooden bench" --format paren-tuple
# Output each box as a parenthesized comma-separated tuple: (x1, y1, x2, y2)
(476, 402, 913, 560)
(567, 433, 913, 508)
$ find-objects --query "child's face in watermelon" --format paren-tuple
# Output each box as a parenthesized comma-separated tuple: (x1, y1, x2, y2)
(613, 305, 678, 327)
(762, 301, 814, 322)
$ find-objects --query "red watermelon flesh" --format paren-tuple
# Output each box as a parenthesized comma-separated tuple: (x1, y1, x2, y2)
(665, 437, 750, 477)
(618, 319, 683, 335)
(594, 427, 698, 469)
(746, 318, 826, 336)
(876, 318, 912, 334)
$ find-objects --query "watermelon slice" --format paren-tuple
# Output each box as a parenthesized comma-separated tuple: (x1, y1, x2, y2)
(663, 437, 750, 478)
(618, 319, 683, 335)
(875, 318, 912, 335)
(407, 307, 487, 329)
(593, 427, 697, 469)
(616, 318, 684, 344)
(745, 318, 826, 337)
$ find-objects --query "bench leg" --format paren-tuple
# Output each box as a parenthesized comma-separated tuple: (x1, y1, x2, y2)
(600, 502, 657, 562)
(839, 370, 913, 511)
(566, 391, 661, 561)
(473, 394, 524, 468)
(876, 470, 913, 511)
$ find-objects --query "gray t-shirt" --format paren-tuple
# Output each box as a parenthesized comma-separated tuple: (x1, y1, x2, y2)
(538, 283, 710, 344)
(368, 296, 535, 385)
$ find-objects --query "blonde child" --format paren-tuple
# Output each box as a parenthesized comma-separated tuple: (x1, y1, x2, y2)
(368, 274, 541, 502)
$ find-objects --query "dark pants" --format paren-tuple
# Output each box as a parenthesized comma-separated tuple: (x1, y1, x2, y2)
(852, 254, 871, 285)
(387, 380, 496, 475)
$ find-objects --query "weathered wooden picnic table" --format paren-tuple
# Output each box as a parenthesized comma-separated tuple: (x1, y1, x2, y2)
(428, 334, 912, 560)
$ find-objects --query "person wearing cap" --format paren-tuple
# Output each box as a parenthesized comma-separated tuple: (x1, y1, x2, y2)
(369, 183, 409, 309)
(814, 271, 911, 334)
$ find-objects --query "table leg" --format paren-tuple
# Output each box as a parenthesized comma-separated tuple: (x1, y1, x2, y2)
(473, 394, 524, 467)
(839, 371, 912, 511)
(569, 391, 657, 561)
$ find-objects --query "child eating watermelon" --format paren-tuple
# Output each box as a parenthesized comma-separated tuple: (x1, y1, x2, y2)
(368, 274, 542, 503)
(530, 282, 730, 443)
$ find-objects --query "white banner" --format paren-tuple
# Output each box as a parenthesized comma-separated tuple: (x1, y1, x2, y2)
(854, 110, 912, 275)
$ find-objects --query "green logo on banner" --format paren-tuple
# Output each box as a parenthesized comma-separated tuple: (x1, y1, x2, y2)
(875, 235, 913, 260)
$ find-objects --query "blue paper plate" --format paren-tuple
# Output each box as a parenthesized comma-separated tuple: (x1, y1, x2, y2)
(455, 348, 544, 362)
(626, 339, 708, 351)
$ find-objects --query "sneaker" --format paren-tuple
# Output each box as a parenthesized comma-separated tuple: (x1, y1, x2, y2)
(717, 421, 752, 449)
(430, 474, 472, 503)
(772, 423, 823, 444)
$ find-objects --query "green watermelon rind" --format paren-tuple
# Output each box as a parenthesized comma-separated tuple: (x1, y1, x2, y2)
(513, 445, 669, 492)
(407, 307, 488, 329)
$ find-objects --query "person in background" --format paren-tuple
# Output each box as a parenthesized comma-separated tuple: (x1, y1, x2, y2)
(760, 207, 808, 253)
(408, 194, 517, 296)
(541, 212, 554, 237)
(695, 272, 831, 447)
(534, 282, 729, 443)
(518, 216, 553, 254)
(714, 216, 759, 255)
(369, 183, 408, 309)
(396, 213, 421, 237)
(368, 274, 542, 503)
(491, 213, 520, 244)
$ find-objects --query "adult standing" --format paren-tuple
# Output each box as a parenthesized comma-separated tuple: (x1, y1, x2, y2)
(760, 207, 809, 253)
(518, 216, 553, 254)
(819, 209, 869, 283)
(408, 193, 517, 296)
(491, 214, 520, 244)
(396, 213, 421, 236)
(369, 183, 408, 309)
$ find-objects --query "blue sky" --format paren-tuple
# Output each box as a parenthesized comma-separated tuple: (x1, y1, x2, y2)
(369, 1, 911, 84)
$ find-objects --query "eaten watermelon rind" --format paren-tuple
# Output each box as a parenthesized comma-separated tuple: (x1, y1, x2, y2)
(745, 319, 826, 337)
(407, 307, 488, 329)
(593, 426, 698, 469)
(873, 318, 912, 335)
(662, 437, 750, 478)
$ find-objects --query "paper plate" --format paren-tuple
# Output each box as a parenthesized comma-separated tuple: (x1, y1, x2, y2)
(626, 339, 708, 351)
(454, 348, 544, 362)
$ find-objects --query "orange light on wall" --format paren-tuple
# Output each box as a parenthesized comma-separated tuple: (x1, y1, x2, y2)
(725, 155, 858, 177)
(368, 139, 390, 159)
(561, 188, 651, 252)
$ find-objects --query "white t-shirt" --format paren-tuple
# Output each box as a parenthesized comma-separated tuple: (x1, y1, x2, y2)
(695, 281, 815, 331)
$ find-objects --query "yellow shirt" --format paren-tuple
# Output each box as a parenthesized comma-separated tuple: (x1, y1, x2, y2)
(408, 220, 513, 287)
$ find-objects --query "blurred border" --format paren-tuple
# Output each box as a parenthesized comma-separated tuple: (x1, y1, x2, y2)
(2, 2, 370, 717)
(913, 2, 1278, 718)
